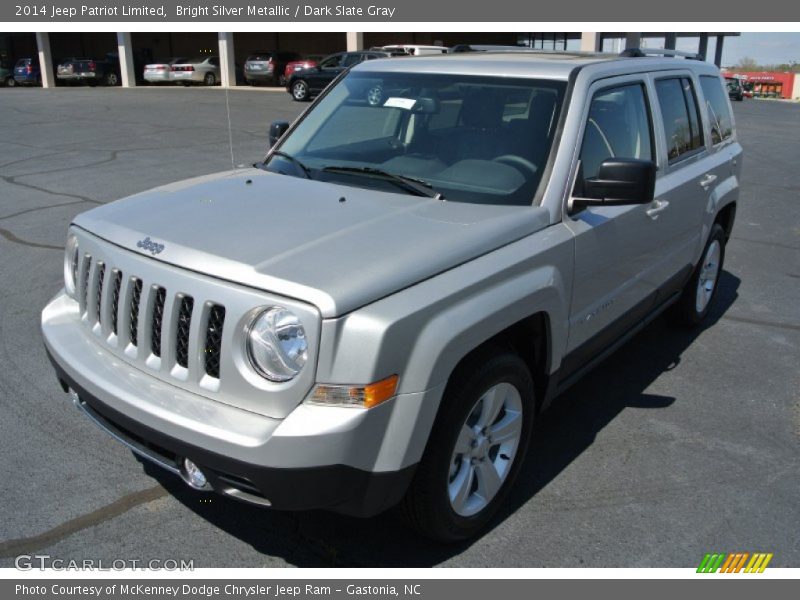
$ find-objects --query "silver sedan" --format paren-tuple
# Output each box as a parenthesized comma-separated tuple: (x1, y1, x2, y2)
(170, 56, 220, 86)
(143, 57, 187, 84)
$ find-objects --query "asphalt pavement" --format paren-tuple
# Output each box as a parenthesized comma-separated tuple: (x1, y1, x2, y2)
(0, 87, 798, 568)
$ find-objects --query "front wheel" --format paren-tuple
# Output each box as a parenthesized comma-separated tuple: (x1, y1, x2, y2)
(291, 80, 309, 101)
(204, 72, 216, 86)
(401, 348, 535, 542)
(104, 72, 119, 86)
(672, 223, 726, 326)
(6, 76, 15, 87)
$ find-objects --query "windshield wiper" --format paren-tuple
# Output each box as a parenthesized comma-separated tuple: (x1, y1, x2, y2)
(321, 166, 445, 200)
(269, 151, 312, 179)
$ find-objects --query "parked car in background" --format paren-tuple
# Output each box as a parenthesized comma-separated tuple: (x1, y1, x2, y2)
(171, 56, 220, 86)
(1, 61, 14, 86)
(13, 57, 43, 86)
(244, 51, 303, 86)
(57, 54, 122, 86)
(725, 76, 744, 101)
(372, 44, 447, 56)
(283, 55, 324, 83)
(286, 50, 393, 101)
(143, 57, 187, 84)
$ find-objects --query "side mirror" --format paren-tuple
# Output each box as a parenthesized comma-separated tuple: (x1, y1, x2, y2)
(268, 120, 290, 148)
(574, 158, 656, 210)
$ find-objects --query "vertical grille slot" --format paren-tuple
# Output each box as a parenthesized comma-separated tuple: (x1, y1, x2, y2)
(81, 255, 92, 312)
(94, 262, 105, 324)
(204, 304, 225, 378)
(129, 278, 142, 347)
(110, 270, 122, 335)
(150, 287, 166, 357)
(70, 247, 80, 292)
(175, 295, 194, 369)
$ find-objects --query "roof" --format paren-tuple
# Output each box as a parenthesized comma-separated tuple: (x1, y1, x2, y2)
(354, 50, 719, 80)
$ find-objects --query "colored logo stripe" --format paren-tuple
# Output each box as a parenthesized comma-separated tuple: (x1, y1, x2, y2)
(697, 552, 773, 573)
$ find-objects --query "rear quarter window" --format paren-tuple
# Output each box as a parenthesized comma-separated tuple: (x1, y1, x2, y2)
(700, 76, 734, 145)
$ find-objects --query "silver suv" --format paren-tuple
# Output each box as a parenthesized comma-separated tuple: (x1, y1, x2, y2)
(42, 50, 741, 542)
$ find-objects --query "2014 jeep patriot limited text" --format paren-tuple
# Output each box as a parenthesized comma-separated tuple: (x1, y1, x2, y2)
(42, 50, 741, 542)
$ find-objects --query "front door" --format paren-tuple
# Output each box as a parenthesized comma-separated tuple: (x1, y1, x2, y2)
(562, 76, 668, 372)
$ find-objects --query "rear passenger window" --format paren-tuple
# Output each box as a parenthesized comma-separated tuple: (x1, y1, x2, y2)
(700, 76, 734, 144)
(576, 83, 653, 191)
(655, 77, 704, 162)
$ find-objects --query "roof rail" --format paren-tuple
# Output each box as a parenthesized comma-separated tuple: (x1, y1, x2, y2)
(620, 47, 702, 60)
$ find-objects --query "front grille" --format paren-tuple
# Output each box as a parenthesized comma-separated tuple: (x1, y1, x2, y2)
(204, 304, 225, 378)
(129, 278, 142, 346)
(150, 287, 166, 357)
(110, 270, 122, 335)
(95, 262, 105, 324)
(175, 296, 193, 368)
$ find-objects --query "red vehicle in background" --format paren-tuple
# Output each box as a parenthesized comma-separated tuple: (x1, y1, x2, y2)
(284, 55, 324, 83)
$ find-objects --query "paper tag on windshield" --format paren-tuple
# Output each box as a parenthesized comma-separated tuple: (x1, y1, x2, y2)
(383, 97, 417, 110)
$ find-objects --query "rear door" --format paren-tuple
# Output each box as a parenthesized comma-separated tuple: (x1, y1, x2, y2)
(563, 75, 667, 369)
(648, 72, 716, 289)
(308, 53, 345, 91)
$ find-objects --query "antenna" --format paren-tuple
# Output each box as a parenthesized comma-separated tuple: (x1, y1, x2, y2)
(224, 83, 236, 173)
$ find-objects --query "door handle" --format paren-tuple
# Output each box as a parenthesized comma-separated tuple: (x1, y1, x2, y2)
(699, 173, 718, 189)
(645, 199, 670, 220)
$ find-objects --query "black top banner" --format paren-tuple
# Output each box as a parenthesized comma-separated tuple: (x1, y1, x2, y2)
(3, 0, 799, 22)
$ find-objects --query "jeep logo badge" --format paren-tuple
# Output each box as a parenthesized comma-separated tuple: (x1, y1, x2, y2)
(136, 236, 165, 255)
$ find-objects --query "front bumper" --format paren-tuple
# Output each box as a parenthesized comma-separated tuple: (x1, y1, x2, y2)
(42, 291, 425, 516)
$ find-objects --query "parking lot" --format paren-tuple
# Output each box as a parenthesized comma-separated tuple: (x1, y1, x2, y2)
(0, 87, 798, 567)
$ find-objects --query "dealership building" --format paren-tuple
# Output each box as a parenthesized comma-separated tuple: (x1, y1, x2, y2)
(723, 69, 800, 99)
(1, 31, 740, 88)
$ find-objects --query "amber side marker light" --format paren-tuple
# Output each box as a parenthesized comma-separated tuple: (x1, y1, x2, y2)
(309, 375, 399, 409)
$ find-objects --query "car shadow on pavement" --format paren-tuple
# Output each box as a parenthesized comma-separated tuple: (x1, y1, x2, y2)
(142, 271, 740, 567)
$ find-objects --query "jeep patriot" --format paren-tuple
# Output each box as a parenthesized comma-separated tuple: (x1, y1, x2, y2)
(42, 49, 741, 541)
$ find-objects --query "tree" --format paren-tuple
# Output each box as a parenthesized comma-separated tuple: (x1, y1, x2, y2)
(736, 56, 760, 71)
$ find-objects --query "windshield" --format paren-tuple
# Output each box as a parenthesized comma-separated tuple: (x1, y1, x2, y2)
(269, 71, 566, 205)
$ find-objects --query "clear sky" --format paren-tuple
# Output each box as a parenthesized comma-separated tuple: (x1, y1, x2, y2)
(676, 32, 800, 67)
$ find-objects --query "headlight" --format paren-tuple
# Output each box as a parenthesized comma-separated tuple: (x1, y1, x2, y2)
(64, 234, 80, 299)
(246, 307, 307, 382)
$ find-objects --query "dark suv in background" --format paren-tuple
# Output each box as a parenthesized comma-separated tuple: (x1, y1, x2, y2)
(244, 51, 302, 86)
(286, 50, 393, 101)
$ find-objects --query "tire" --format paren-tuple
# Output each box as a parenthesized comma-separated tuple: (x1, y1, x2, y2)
(6, 76, 15, 87)
(278, 74, 287, 87)
(291, 80, 310, 102)
(400, 347, 535, 542)
(104, 72, 119, 86)
(672, 223, 726, 326)
(204, 72, 216, 86)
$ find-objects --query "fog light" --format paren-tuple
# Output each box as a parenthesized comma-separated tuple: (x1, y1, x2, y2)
(182, 458, 208, 489)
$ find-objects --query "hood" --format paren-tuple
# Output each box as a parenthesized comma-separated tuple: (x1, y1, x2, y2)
(74, 169, 551, 318)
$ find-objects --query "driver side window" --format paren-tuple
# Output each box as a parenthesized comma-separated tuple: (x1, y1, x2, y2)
(575, 83, 653, 195)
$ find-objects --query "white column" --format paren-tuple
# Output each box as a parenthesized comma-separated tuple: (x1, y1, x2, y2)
(116, 32, 136, 87)
(625, 32, 642, 50)
(35, 32, 55, 88)
(580, 32, 601, 52)
(346, 32, 364, 52)
(218, 32, 236, 87)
